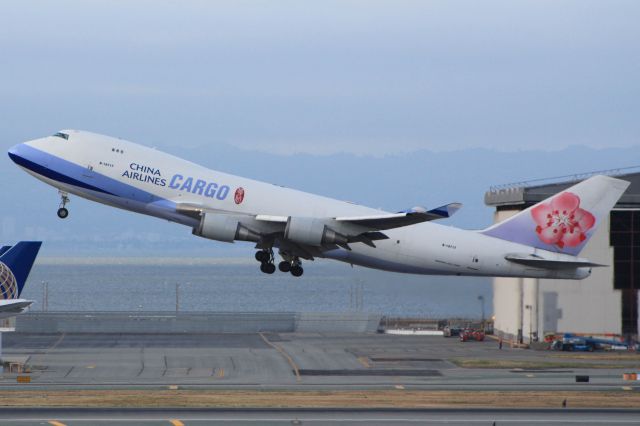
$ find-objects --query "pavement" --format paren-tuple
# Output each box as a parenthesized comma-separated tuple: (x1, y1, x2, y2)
(1, 332, 639, 392)
(0, 408, 639, 425)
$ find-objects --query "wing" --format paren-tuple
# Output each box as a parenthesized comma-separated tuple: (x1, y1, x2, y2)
(179, 202, 461, 260)
(335, 203, 462, 230)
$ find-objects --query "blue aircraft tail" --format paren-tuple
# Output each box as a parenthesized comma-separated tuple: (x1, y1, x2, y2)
(0, 241, 42, 299)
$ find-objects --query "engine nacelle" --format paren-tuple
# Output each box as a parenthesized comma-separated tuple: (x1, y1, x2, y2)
(193, 213, 260, 243)
(284, 217, 348, 246)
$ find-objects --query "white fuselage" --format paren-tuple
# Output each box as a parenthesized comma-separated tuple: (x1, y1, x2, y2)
(10, 131, 590, 279)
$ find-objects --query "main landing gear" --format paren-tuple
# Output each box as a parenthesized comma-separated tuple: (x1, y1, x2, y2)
(57, 192, 70, 219)
(255, 250, 304, 277)
(283, 259, 304, 277)
(255, 249, 276, 274)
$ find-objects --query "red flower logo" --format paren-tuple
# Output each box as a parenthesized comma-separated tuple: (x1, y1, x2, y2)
(234, 187, 245, 204)
(531, 192, 595, 249)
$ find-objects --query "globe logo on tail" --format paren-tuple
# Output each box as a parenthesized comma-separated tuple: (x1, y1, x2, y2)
(0, 261, 17, 300)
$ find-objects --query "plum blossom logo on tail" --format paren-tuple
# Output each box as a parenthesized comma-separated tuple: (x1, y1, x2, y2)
(531, 192, 595, 249)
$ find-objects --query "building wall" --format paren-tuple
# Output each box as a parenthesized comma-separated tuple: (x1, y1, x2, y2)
(493, 211, 622, 340)
(492, 210, 522, 339)
(538, 214, 621, 335)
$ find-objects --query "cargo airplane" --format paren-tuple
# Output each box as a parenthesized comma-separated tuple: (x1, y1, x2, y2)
(8, 130, 629, 278)
(0, 242, 42, 318)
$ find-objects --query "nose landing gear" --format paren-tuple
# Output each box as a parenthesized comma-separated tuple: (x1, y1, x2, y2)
(57, 192, 70, 219)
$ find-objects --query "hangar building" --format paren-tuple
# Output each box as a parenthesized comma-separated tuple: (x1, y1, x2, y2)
(485, 169, 640, 342)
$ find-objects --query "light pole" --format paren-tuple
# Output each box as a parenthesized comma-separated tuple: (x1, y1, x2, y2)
(525, 304, 532, 343)
(175, 283, 181, 313)
(477, 295, 485, 324)
(41, 281, 48, 312)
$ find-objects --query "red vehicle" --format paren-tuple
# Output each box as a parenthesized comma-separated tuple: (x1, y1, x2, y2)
(460, 329, 485, 342)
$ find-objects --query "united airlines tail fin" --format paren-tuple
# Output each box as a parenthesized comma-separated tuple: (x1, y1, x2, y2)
(0, 241, 42, 299)
(481, 175, 629, 256)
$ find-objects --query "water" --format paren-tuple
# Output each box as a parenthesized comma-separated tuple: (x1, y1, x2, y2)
(22, 259, 492, 318)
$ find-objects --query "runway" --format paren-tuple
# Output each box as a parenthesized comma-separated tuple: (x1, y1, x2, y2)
(2, 332, 639, 392)
(0, 408, 640, 425)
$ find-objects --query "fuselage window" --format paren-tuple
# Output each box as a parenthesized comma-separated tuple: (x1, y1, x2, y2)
(53, 132, 69, 140)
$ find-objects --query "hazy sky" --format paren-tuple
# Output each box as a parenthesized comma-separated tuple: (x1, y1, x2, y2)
(1, 1, 639, 155)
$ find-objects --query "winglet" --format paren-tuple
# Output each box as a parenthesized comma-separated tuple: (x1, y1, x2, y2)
(401, 203, 462, 219)
(427, 202, 462, 219)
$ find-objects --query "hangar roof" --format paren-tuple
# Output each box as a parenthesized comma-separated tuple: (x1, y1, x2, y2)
(485, 166, 640, 209)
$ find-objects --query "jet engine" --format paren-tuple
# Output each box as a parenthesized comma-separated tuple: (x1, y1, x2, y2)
(193, 213, 261, 243)
(284, 217, 348, 246)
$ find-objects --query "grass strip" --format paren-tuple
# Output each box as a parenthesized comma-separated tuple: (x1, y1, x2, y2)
(0, 390, 637, 408)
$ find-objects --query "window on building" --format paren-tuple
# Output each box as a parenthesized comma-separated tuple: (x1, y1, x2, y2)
(610, 210, 639, 335)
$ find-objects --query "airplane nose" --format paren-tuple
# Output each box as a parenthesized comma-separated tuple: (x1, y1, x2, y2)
(7, 143, 23, 164)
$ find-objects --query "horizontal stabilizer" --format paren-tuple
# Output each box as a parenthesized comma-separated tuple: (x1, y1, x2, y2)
(505, 253, 604, 270)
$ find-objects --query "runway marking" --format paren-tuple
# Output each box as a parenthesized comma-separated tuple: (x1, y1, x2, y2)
(169, 420, 184, 426)
(86, 365, 95, 369)
(622, 386, 633, 391)
(526, 374, 535, 378)
(259, 332, 300, 381)
(48, 421, 66, 426)
(395, 385, 405, 389)
(357, 357, 371, 368)
(168, 385, 179, 390)
(48, 333, 66, 352)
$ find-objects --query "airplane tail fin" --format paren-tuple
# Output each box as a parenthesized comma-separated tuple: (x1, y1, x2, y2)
(481, 175, 630, 256)
(0, 241, 42, 299)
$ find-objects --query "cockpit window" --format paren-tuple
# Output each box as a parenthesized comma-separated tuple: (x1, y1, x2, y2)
(53, 132, 69, 140)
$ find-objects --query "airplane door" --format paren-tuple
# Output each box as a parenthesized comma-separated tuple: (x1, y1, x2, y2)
(82, 163, 97, 179)
(468, 254, 483, 273)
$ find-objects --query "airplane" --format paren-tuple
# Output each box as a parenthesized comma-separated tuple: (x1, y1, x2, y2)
(0, 242, 42, 319)
(8, 130, 629, 278)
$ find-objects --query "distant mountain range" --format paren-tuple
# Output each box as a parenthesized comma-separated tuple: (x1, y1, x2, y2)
(1, 142, 639, 257)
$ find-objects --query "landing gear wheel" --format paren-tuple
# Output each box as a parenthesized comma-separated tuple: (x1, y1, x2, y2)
(278, 261, 291, 273)
(260, 262, 276, 274)
(57, 191, 70, 219)
(255, 250, 271, 263)
(290, 265, 304, 277)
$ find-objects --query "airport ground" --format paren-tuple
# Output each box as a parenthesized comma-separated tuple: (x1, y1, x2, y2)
(0, 319, 639, 424)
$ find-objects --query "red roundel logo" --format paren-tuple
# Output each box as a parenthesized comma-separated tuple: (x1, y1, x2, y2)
(234, 187, 245, 204)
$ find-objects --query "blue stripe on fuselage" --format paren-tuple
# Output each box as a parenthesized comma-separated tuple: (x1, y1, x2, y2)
(8, 144, 172, 208)
(9, 149, 115, 196)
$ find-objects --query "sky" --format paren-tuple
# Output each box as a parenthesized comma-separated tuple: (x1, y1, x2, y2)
(1, 0, 639, 155)
(0, 1, 639, 258)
